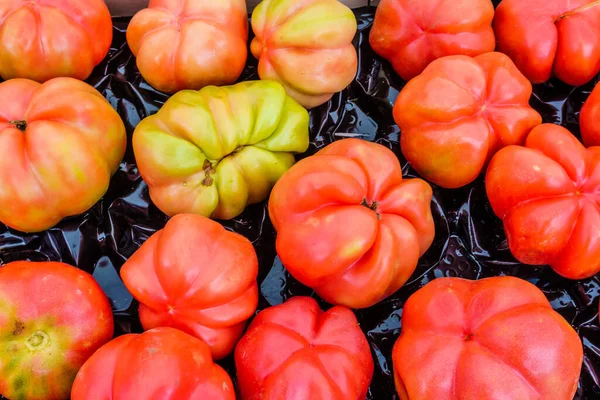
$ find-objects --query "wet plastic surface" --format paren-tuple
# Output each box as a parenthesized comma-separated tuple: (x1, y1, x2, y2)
(1, 5, 599, 400)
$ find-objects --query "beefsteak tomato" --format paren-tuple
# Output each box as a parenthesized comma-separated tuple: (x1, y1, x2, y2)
(394, 52, 542, 189)
(133, 80, 309, 220)
(71, 327, 234, 400)
(268, 138, 434, 309)
(369, 0, 495, 82)
(580, 82, 600, 147)
(0, 78, 126, 233)
(234, 296, 374, 400)
(485, 123, 600, 279)
(0, 0, 112, 82)
(120, 214, 259, 360)
(393, 276, 583, 400)
(126, 0, 248, 94)
(494, 0, 600, 86)
(0, 261, 114, 400)
(250, 0, 358, 109)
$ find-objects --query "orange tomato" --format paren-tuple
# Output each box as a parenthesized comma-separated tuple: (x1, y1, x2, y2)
(494, 0, 600, 86)
(369, 0, 495, 82)
(250, 0, 358, 108)
(393, 277, 582, 400)
(120, 214, 258, 360)
(127, 0, 248, 93)
(0, 78, 126, 233)
(235, 297, 374, 400)
(486, 124, 600, 279)
(580, 83, 600, 147)
(394, 52, 542, 189)
(0, 0, 112, 82)
(269, 138, 434, 309)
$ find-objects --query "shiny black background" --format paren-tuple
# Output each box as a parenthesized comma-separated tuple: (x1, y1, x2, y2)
(1, 4, 599, 400)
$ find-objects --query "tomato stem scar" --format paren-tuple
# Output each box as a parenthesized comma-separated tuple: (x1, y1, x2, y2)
(361, 199, 381, 219)
(556, 0, 600, 21)
(201, 159, 216, 186)
(25, 330, 50, 351)
(8, 120, 27, 132)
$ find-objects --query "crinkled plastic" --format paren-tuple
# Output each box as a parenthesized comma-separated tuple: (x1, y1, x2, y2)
(0, 4, 599, 400)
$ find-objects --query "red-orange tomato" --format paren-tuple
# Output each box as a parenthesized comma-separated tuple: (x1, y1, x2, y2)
(0, 0, 112, 82)
(394, 52, 542, 189)
(393, 277, 583, 400)
(234, 296, 374, 400)
(269, 139, 434, 309)
(0, 78, 127, 233)
(0, 261, 114, 400)
(494, 0, 600, 86)
(369, 0, 495, 82)
(126, 0, 248, 93)
(120, 214, 259, 360)
(580, 83, 600, 147)
(486, 124, 600, 279)
(71, 327, 235, 400)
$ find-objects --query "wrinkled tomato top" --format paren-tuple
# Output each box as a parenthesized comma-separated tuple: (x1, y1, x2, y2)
(234, 297, 374, 400)
(369, 0, 495, 81)
(394, 277, 583, 400)
(494, 0, 600, 86)
(120, 214, 259, 360)
(394, 52, 542, 189)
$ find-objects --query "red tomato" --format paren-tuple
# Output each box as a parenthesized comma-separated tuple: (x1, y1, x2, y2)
(393, 276, 583, 400)
(126, 0, 248, 93)
(71, 327, 235, 400)
(0, 261, 114, 400)
(369, 0, 495, 81)
(0, 78, 127, 233)
(580, 83, 600, 147)
(120, 214, 259, 360)
(269, 138, 434, 309)
(494, 0, 600, 86)
(0, 0, 112, 82)
(486, 124, 600, 279)
(394, 52, 542, 189)
(235, 296, 374, 400)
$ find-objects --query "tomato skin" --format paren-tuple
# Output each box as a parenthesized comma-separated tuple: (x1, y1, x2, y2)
(71, 327, 235, 400)
(494, 0, 600, 86)
(0, 0, 111, 82)
(250, 0, 357, 109)
(369, 0, 495, 82)
(126, 0, 248, 94)
(393, 276, 583, 400)
(132, 80, 309, 221)
(269, 138, 434, 308)
(0, 77, 126, 233)
(120, 214, 259, 360)
(394, 52, 542, 189)
(580, 83, 600, 147)
(0, 261, 113, 400)
(486, 124, 600, 279)
(234, 296, 374, 400)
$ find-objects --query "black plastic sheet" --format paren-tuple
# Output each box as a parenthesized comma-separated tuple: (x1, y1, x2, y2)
(1, 4, 599, 399)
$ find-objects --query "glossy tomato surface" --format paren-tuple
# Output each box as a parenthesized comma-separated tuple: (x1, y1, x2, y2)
(369, 0, 495, 81)
(486, 124, 600, 279)
(235, 296, 374, 400)
(494, 0, 600, 86)
(251, 0, 358, 108)
(133, 80, 309, 221)
(71, 327, 234, 400)
(120, 214, 258, 360)
(580, 82, 600, 147)
(394, 52, 542, 189)
(126, 0, 248, 93)
(393, 276, 583, 399)
(0, 261, 113, 400)
(269, 138, 434, 308)
(0, 0, 112, 82)
(0, 78, 126, 233)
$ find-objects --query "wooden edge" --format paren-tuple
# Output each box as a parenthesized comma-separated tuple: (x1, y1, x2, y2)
(106, 0, 378, 17)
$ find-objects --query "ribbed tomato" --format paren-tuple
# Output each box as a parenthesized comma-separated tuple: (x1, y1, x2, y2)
(580, 83, 600, 147)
